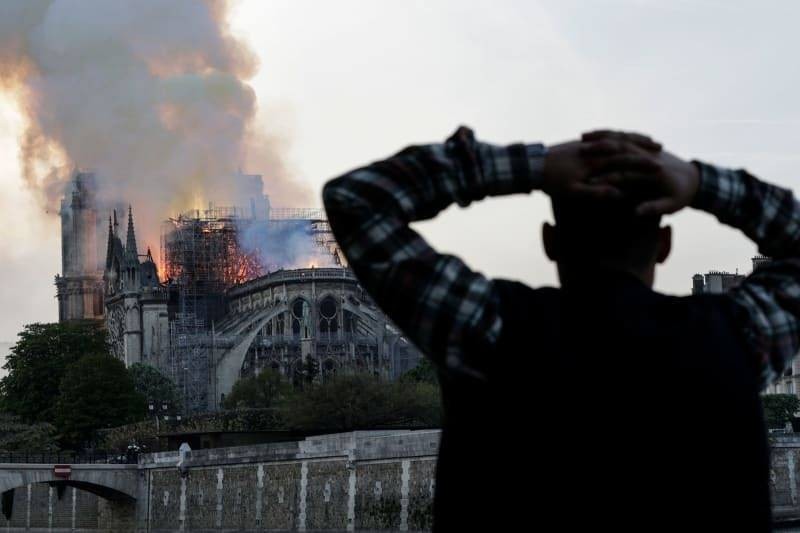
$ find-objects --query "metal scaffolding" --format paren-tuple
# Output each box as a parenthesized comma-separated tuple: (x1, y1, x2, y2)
(162, 208, 264, 322)
(161, 208, 264, 412)
(159, 206, 342, 412)
(269, 207, 325, 221)
(168, 314, 210, 413)
(309, 220, 345, 267)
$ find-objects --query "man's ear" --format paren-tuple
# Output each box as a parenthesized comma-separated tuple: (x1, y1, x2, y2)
(543, 222, 558, 261)
(656, 225, 672, 264)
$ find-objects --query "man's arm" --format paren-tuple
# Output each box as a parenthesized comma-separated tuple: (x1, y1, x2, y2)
(321, 127, 547, 380)
(692, 162, 800, 388)
(583, 130, 800, 389)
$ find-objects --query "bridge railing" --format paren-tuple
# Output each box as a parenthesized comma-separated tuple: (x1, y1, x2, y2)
(0, 450, 138, 464)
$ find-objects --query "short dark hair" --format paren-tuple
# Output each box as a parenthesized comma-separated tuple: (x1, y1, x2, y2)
(550, 195, 662, 270)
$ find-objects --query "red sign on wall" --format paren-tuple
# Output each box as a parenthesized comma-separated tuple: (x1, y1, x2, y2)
(53, 465, 71, 479)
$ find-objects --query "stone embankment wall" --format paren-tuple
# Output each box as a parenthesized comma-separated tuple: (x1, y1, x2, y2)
(770, 434, 800, 523)
(8, 431, 800, 530)
(140, 429, 440, 532)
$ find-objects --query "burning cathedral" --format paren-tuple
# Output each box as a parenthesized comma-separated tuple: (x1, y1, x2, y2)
(56, 171, 422, 413)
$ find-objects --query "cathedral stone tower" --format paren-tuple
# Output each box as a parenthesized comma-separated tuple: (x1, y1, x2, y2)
(104, 207, 170, 367)
(55, 172, 105, 322)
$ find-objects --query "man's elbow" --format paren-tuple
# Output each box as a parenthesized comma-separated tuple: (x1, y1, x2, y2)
(320, 186, 339, 230)
(321, 179, 336, 206)
(321, 178, 347, 212)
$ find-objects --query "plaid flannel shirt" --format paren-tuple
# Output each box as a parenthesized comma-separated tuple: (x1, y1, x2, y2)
(323, 127, 800, 389)
(693, 162, 800, 388)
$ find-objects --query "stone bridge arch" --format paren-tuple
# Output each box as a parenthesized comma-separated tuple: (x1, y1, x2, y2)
(0, 464, 138, 502)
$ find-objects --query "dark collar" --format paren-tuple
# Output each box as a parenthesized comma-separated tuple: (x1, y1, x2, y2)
(560, 267, 652, 295)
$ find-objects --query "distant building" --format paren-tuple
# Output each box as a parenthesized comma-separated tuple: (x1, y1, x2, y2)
(766, 365, 800, 397)
(216, 267, 422, 408)
(690, 258, 800, 397)
(751, 255, 771, 271)
(55, 172, 105, 322)
(761, 257, 799, 394)
(691, 271, 746, 294)
(56, 170, 423, 414)
(104, 208, 170, 368)
(691, 256, 770, 295)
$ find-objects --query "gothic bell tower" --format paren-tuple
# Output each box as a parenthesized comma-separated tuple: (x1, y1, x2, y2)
(55, 172, 105, 322)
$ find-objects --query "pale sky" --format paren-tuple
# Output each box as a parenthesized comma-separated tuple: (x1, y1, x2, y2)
(1, 0, 799, 341)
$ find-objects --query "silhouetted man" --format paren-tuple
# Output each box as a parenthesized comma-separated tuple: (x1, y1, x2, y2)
(323, 128, 799, 531)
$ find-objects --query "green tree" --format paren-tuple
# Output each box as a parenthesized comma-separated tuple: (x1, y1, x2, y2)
(763, 394, 800, 429)
(395, 381, 442, 426)
(128, 363, 181, 413)
(400, 358, 439, 385)
(0, 322, 108, 424)
(283, 374, 441, 431)
(292, 358, 320, 390)
(0, 413, 58, 452)
(224, 368, 291, 409)
(54, 354, 146, 449)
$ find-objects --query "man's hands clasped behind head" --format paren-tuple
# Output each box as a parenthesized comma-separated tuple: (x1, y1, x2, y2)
(543, 129, 700, 216)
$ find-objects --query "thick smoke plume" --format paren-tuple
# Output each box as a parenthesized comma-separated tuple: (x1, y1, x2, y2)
(0, 0, 309, 255)
(238, 220, 339, 273)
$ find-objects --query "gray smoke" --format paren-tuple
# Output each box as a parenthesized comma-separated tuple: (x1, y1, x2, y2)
(0, 0, 309, 253)
(238, 219, 339, 272)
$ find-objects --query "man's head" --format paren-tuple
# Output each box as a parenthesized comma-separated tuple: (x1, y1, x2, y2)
(543, 195, 671, 287)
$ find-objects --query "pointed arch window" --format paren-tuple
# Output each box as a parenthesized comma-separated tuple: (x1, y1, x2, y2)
(291, 298, 311, 338)
(319, 296, 339, 335)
